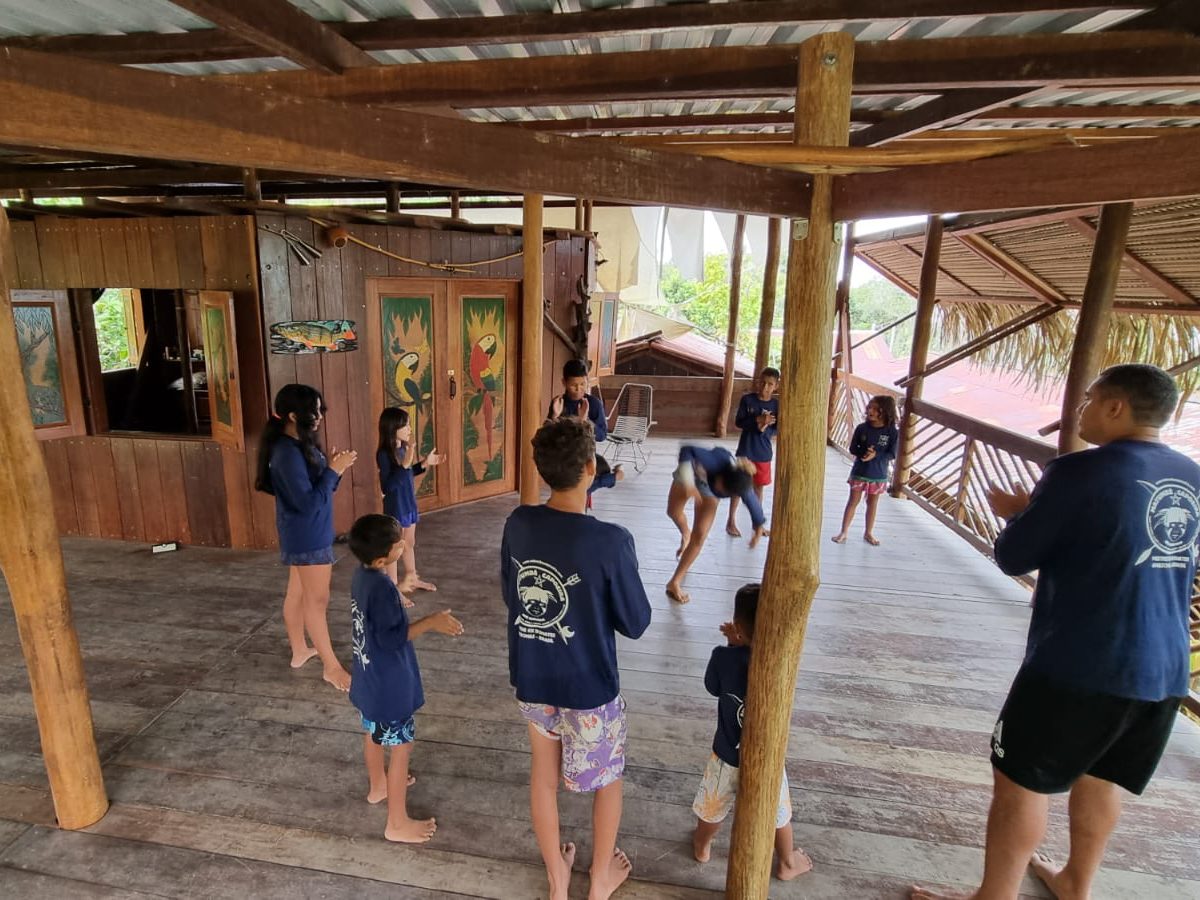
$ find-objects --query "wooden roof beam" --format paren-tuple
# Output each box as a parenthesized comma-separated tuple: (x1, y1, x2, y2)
(0, 47, 811, 217)
(0, 2, 1157, 65)
(1064, 215, 1200, 305)
(955, 233, 1072, 303)
(834, 129, 1200, 217)
(166, 0, 375, 73)
(976, 103, 1200, 121)
(852, 88, 1042, 146)
(511, 110, 892, 134)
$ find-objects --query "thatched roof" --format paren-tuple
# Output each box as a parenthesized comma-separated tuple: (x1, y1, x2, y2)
(855, 199, 1200, 397)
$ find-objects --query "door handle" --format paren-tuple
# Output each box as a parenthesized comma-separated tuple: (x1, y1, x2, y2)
(448, 370, 457, 399)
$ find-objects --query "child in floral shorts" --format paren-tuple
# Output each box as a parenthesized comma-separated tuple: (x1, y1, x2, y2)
(691, 583, 812, 882)
(501, 417, 652, 900)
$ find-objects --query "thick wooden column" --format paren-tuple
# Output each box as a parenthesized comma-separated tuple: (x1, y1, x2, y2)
(242, 167, 261, 202)
(520, 194, 545, 505)
(889, 215, 943, 497)
(0, 205, 108, 829)
(1058, 201, 1133, 454)
(386, 183, 401, 214)
(828, 230, 856, 433)
(583, 199, 594, 232)
(754, 217, 782, 374)
(715, 213, 748, 437)
(727, 31, 852, 899)
(450, 190, 461, 219)
(574, 198, 584, 231)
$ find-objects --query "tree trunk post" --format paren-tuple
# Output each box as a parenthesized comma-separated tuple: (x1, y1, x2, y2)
(828, 230, 856, 434)
(583, 199, 594, 233)
(726, 31, 853, 899)
(386, 182, 401, 214)
(890, 215, 944, 497)
(450, 190, 461, 219)
(754, 217, 782, 375)
(574, 198, 584, 232)
(0, 205, 109, 829)
(715, 213, 748, 437)
(1058, 202, 1134, 454)
(520, 194, 545, 505)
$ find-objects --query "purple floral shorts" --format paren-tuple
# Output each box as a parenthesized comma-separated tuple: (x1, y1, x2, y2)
(518, 695, 627, 793)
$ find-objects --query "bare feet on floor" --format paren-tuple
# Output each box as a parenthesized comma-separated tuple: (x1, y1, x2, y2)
(367, 774, 416, 803)
(323, 666, 351, 692)
(401, 594, 415, 608)
(864, 534, 881, 546)
(909, 887, 973, 899)
(1030, 850, 1081, 899)
(675, 532, 690, 559)
(290, 647, 320, 668)
(413, 578, 437, 592)
(665, 582, 690, 604)
(776, 848, 813, 881)
(588, 848, 633, 900)
(831, 533, 847, 544)
(726, 522, 742, 537)
(547, 841, 576, 900)
(384, 816, 437, 843)
(692, 829, 713, 863)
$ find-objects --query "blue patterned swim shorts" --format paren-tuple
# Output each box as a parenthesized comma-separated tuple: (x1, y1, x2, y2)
(361, 715, 416, 747)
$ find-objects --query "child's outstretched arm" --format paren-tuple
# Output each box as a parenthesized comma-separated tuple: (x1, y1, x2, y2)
(409, 609, 465, 639)
(734, 394, 755, 432)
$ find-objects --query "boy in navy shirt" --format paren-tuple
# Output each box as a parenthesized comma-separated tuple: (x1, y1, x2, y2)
(548, 358, 623, 493)
(347, 514, 463, 844)
(726, 367, 780, 537)
(692, 583, 812, 882)
(913, 364, 1200, 900)
(501, 417, 652, 900)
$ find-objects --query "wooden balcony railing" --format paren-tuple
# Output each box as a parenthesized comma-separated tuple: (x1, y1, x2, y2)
(829, 370, 1200, 714)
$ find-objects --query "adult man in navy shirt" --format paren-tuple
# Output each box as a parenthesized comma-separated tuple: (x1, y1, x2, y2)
(913, 364, 1199, 900)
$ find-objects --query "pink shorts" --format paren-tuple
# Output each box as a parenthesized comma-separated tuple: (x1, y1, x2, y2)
(752, 460, 772, 487)
(848, 479, 888, 495)
(519, 695, 627, 793)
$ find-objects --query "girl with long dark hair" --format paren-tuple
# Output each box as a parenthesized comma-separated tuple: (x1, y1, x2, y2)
(377, 407, 443, 599)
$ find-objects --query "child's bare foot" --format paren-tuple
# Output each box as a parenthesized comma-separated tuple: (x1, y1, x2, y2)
(547, 842, 576, 900)
(1030, 851, 1080, 898)
(368, 773, 416, 803)
(323, 665, 351, 692)
(401, 594, 415, 608)
(692, 828, 713, 863)
(675, 532, 690, 558)
(588, 848, 632, 900)
(384, 816, 437, 843)
(290, 647, 319, 668)
(909, 888, 972, 899)
(831, 533, 847, 544)
(776, 848, 813, 881)
(864, 534, 881, 546)
(726, 522, 741, 537)
(413, 578, 437, 592)
(665, 582, 690, 604)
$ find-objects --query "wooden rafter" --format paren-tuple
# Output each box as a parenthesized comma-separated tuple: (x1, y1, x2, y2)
(0, 48, 811, 217)
(898, 242, 981, 297)
(977, 103, 1200, 121)
(512, 110, 890, 133)
(0, 1, 1158, 65)
(852, 88, 1038, 146)
(205, 31, 1200, 107)
(166, 0, 375, 74)
(955, 233, 1071, 303)
(1064, 215, 1200, 306)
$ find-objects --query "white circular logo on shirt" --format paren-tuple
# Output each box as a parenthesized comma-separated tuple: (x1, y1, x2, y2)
(1141, 478, 1200, 557)
(513, 558, 580, 645)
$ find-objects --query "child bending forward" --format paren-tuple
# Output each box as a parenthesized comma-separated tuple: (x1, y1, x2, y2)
(347, 514, 463, 844)
(692, 583, 812, 882)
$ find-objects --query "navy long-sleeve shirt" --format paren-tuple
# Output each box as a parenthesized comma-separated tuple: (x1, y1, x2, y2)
(268, 437, 340, 554)
(848, 423, 899, 483)
(678, 445, 766, 529)
(705, 644, 752, 767)
(734, 393, 779, 462)
(349, 566, 425, 722)
(549, 394, 608, 443)
(994, 439, 1200, 701)
(501, 505, 651, 709)
(378, 448, 425, 524)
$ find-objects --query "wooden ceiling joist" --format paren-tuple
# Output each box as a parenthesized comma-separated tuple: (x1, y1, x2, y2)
(0, 47, 811, 217)
(852, 88, 1039, 146)
(207, 31, 1200, 108)
(0, 1, 1158, 65)
(513, 110, 891, 134)
(165, 0, 375, 73)
(1064, 216, 1200, 305)
(976, 103, 1200, 121)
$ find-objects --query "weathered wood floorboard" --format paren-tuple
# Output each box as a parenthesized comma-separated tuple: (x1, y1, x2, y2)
(0, 439, 1197, 898)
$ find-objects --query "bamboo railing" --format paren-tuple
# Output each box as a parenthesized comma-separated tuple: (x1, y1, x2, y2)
(829, 370, 1200, 713)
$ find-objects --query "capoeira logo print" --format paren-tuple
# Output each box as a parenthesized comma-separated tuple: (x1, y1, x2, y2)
(1136, 479, 1200, 569)
(513, 558, 581, 645)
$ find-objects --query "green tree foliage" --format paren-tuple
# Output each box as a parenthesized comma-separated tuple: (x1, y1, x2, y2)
(92, 289, 134, 372)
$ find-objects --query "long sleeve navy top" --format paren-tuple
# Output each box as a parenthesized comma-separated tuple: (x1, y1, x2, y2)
(349, 566, 425, 722)
(848, 423, 899, 483)
(268, 437, 340, 554)
(678, 445, 766, 529)
(734, 393, 779, 462)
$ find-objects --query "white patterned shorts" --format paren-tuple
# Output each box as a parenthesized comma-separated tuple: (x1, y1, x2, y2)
(692, 753, 791, 829)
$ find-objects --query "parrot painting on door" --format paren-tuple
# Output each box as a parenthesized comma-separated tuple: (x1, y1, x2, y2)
(392, 344, 426, 450)
(469, 333, 499, 457)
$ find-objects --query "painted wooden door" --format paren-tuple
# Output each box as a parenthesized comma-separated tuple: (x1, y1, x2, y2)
(197, 290, 244, 451)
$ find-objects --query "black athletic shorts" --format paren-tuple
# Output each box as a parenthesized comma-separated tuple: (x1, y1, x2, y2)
(989, 666, 1181, 796)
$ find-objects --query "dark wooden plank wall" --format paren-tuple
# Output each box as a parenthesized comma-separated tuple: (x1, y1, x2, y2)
(255, 212, 590, 535)
(8, 215, 272, 549)
(599, 374, 754, 436)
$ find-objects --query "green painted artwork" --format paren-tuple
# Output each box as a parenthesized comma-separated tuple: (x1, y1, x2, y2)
(381, 295, 436, 498)
(15, 305, 66, 427)
(204, 306, 233, 428)
(462, 297, 506, 485)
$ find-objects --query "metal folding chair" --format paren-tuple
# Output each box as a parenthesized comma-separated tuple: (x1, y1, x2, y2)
(601, 382, 656, 473)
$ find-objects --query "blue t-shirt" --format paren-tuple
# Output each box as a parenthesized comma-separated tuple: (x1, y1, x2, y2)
(705, 644, 751, 767)
(848, 423, 899, 483)
(268, 437, 340, 554)
(995, 439, 1200, 701)
(349, 566, 425, 722)
(549, 394, 608, 443)
(378, 448, 425, 526)
(734, 393, 779, 462)
(678, 446, 766, 529)
(501, 505, 652, 709)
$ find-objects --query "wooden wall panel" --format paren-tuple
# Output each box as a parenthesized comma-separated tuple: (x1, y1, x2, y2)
(64, 438, 101, 536)
(110, 438, 146, 542)
(98, 220, 131, 286)
(173, 219, 205, 289)
(33, 218, 68, 287)
(183, 442, 230, 547)
(41, 440, 78, 535)
(148, 220, 180, 290)
(341, 235, 380, 521)
(9, 221, 43, 288)
(125, 220, 156, 285)
(73, 220, 106, 285)
(89, 439, 124, 540)
(133, 438, 168, 542)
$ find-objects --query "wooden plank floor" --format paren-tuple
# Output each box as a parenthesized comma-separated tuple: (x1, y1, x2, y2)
(1, 437, 1198, 899)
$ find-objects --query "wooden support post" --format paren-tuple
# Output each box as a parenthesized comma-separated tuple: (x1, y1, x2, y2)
(754, 217, 782, 375)
(450, 190, 461, 219)
(828, 229, 856, 433)
(242, 167, 261, 202)
(583, 198, 594, 232)
(727, 31, 853, 899)
(890, 215, 943, 498)
(0, 205, 108, 829)
(715, 213, 747, 437)
(1058, 201, 1133, 454)
(520, 194, 544, 505)
(386, 182, 401, 213)
(574, 198, 584, 231)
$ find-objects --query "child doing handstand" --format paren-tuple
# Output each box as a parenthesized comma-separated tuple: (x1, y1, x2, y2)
(832, 395, 899, 546)
(692, 583, 812, 882)
(347, 513, 463, 844)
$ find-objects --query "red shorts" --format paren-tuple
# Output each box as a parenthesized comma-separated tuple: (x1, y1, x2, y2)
(752, 460, 772, 487)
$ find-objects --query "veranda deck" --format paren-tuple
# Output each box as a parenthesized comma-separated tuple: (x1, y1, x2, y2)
(1, 437, 1197, 900)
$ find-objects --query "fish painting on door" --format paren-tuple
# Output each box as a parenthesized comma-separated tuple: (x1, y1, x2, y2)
(461, 297, 507, 485)
(381, 296, 437, 498)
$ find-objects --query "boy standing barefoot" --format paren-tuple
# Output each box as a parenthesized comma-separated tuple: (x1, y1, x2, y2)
(348, 514, 464, 843)
(692, 583, 812, 882)
(502, 418, 653, 900)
